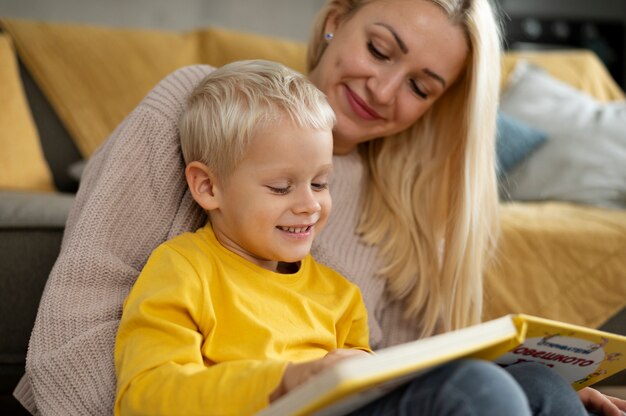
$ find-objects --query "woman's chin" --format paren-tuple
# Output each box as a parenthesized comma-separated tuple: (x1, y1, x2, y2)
(333, 119, 384, 152)
(332, 129, 365, 154)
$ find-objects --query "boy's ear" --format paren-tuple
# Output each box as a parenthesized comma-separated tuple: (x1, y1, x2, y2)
(185, 161, 220, 211)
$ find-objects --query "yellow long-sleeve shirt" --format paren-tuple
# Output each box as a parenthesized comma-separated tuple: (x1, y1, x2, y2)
(114, 225, 370, 415)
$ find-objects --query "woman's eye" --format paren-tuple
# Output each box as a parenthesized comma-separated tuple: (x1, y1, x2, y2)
(367, 41, 388, 61)
(267, 185, 291, 195)
(410, 80, 428, 99)
(311, 182, 329, 191)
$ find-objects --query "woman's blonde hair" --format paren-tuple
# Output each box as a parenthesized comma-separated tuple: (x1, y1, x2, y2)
(180, 59, 336, 179)
(308, 0, 502, 337)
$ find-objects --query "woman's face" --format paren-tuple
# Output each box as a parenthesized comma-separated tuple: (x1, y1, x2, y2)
(308, 0, 469, 154)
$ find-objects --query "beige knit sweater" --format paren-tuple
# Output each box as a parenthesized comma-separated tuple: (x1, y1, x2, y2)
(15, 65, 422, 415)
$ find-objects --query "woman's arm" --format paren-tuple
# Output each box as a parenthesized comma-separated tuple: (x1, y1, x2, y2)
(577, 387, 626, 416)
(24, 65, 213, 415)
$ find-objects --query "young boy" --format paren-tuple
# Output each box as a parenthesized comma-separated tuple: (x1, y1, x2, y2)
(114, 60, 371, 415)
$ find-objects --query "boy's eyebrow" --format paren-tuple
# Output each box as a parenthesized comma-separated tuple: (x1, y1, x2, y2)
(319, 163, 334, 175)
(374, 22, 447, 89)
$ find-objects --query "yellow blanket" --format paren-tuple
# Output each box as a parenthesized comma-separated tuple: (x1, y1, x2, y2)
(2, 18, 625, 329)
(484, 202, 626, 328)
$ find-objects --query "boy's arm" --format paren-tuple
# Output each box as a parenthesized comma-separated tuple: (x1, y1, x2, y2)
(270, 292, 372, 401)
(272, 349, 370, 401)
(341, 288, 373, 353)
(114, 244, 288, 416)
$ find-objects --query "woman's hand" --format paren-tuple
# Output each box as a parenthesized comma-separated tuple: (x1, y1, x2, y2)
(578, 387, 626, 416)
(270, 349, 370, 401)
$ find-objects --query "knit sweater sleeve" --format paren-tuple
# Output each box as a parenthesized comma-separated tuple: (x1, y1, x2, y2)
(20, 65, 213, 416)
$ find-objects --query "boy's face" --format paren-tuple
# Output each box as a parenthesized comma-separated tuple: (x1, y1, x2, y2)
(210, 122, 334, 271)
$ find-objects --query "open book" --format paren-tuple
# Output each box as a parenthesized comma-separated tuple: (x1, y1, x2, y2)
(259, 314, 626, 416)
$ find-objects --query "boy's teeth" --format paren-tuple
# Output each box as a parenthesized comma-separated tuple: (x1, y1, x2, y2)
(281, 226, 309, 233)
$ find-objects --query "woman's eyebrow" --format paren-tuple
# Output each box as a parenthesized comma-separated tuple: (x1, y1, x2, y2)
(374, 22, 408, 54)
(423, 68, 446, 88)
(374, 22, 447, 88)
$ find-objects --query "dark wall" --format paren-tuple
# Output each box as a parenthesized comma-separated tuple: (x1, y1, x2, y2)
(495, 0, 626, 88)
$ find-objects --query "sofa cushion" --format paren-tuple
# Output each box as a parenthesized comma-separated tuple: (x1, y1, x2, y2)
(19, 58, 82, 193)
(0, 19, 306, 160)
(496, 112, 547, 176)
(0, 191, 75, 228)
(0, 33, 54, 192)
(0, 19, 195, 158)
(500, 61, 626, 209)
(192, 27, 306, 72)
(501, 50, 625, 102)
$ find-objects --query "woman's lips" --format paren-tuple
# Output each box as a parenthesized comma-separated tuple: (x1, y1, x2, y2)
(344, 86, 383, 121)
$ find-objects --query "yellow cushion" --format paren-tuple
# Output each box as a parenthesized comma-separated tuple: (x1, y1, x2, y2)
(193, 27, 306, 73)
(0, 33, 54, 191)
(0, 18, 196, 158)
(0, 19, 307, 158)
(501, 50, 625, 102)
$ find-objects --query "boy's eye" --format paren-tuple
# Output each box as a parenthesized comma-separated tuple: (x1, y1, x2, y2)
(311, 182, 329, 191)
(410, 80, 428, 100)
(267, 185, 291, 195)
(367, 41, 388, 61)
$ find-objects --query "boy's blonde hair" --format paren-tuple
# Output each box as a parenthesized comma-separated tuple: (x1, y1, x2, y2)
(180, 59, 336, 179)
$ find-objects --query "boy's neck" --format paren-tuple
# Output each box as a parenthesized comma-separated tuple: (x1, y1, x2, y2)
(207, 224, 303, 274)
(276, 261, 301, 274)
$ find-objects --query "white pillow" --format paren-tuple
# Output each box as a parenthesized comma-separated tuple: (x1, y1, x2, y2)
(499, 61, 626, 209)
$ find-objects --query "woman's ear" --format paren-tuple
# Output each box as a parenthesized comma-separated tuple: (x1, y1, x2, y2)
(185, 161, 220, 211)
(324, 8, 343, 35)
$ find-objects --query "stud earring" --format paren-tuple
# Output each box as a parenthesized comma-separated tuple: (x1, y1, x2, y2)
(324, 32, 334, 41)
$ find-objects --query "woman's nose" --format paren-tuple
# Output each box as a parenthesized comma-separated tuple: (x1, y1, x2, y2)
(367, 69, 403, 105)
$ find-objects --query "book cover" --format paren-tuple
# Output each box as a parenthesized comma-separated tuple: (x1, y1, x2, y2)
(494, 314, 626, 390)
(259, 314, 626, 416)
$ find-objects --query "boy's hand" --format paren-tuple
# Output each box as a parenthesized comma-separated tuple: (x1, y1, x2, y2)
(270, 349, 370, 401)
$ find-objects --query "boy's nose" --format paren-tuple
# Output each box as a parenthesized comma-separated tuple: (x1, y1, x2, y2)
(293, 188, 321, 214)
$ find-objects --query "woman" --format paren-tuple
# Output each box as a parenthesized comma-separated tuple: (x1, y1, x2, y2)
(17, 0, 626, 415)
(307, 0, 498, 346)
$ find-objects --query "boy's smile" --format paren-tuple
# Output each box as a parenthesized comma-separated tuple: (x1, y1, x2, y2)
(208, 120, 334, 272)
